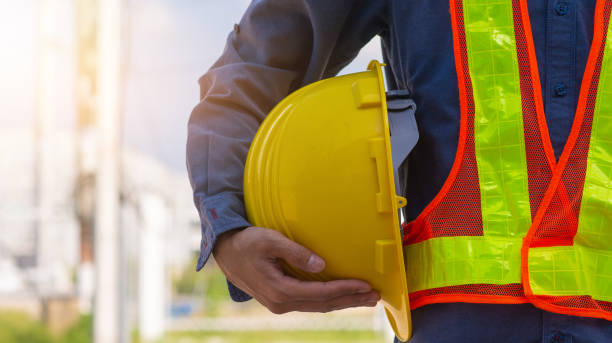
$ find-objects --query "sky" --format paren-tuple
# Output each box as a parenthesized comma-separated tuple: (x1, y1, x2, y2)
(0, 0, 382, 173)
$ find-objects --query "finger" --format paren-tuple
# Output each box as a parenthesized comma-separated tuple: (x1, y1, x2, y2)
(269, 290, 381, 314)
(275, 275, 373, 301)
(267, 232, 325, 273)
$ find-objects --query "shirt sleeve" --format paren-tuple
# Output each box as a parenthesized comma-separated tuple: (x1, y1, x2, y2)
(186, 0, 388, 300)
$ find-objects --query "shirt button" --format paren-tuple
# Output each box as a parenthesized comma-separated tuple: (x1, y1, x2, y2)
(550, 332, 568, 342)
(555, 1, 569, 16)
(553, 82, 568, 97)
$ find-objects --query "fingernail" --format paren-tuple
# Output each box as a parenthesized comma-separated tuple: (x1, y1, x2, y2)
(356, 287, 372, 294)
(307, 255, 325, 272)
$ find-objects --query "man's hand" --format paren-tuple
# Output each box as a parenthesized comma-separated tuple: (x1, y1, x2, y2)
(213, 226, 380, 314)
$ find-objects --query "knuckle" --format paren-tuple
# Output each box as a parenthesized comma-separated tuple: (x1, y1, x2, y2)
(319, 283, 339, 298)
(320, 281, 333, 291)
(251, 237, 269, 252)
(297, 253, 310, 266)
(267, 291, 287, 304)
(274, 286, 290, 298)
(267, 303, 286, 315)
(260, 228, 278, 240)
(319, 302, 335, 313)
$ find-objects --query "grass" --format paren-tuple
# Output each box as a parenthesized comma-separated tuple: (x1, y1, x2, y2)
(0, 311, 56, 343)
(2, 310, 386, 343)
(0, 311, 92, 343)
(162, 330, 386, 343)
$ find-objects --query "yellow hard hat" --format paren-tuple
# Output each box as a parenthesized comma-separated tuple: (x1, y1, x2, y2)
(244, 60, 418, 341)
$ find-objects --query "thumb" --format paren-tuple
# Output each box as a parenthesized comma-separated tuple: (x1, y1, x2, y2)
(271, 235, 325, 273)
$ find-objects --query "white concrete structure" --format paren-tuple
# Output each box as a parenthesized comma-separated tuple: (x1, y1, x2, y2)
(93, 0, 122, 341)
(138, 194, 168, 341)
(0, 128, 200, 340)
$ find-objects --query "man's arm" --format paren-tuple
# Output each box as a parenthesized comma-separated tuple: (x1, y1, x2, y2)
(187, 0, 388, 311)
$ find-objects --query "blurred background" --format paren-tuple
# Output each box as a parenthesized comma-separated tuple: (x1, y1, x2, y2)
(0, 0, 388, 342)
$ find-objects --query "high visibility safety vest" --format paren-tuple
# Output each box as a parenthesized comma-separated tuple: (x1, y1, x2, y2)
(402, 0, 612, 320)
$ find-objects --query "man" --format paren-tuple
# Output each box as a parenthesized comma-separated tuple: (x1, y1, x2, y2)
(187, 1, 612, 342)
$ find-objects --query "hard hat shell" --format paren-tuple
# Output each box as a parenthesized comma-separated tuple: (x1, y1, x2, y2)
(244, 61, 411, 341)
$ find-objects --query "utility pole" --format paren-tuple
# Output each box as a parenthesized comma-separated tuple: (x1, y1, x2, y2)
(74, 0, 98, 314)
(94, 0, 122, 342)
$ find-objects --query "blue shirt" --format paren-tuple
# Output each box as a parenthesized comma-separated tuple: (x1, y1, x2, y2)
(186, 0, 612, 341)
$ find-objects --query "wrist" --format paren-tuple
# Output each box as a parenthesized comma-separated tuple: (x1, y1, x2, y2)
(213, 227, 247, 258)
